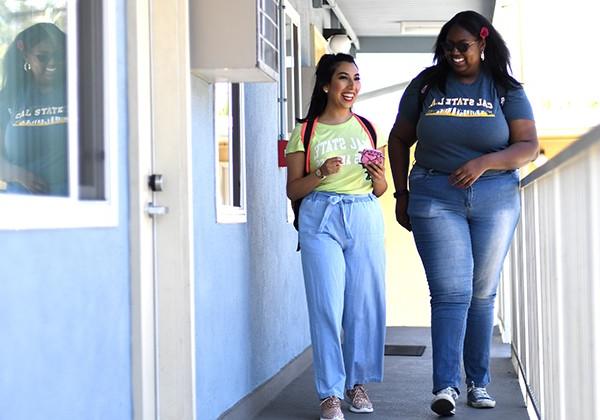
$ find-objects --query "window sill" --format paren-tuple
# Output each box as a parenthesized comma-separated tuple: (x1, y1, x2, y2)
(0, 195, 118, 230)
(216, 206, 247, 224)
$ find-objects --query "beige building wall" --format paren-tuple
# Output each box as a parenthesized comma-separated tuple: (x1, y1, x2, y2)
(381, 160, 431, 326)
(354, 54, 434, 327)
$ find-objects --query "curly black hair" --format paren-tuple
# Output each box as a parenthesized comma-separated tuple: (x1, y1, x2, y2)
(424, 10, 521, 94)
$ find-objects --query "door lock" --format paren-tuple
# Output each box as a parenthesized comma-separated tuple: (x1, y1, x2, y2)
(148, 174, 164, 192)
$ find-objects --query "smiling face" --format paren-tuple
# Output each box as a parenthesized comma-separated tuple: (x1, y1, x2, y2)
(24, 39, 65, 88)
(324, 61, 361, 111)
(443, 24, 484, 82)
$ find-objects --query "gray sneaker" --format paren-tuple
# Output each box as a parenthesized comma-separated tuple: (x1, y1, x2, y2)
(467, 383, 496, 408)
(320, 396, 344, 420)
(431, 387, 458, 416)
(346, 384, 374, 413)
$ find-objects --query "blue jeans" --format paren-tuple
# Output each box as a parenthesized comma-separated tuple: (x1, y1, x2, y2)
(299, 191, 386, 399)
(3, 181, 33, 194)
(407, 165, 520, 394)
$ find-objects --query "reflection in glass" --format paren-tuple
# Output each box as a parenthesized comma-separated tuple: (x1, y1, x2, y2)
(77, 0, 105, 200)
(215, 82, 242, 208)
(285, 13, 301, 136)
(215, 83, 232, 207)
(0, 9, 68, 196)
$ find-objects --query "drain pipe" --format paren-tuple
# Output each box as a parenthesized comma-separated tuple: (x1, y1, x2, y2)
(277, 1, 288, 166)
(323, 0, 360, 50)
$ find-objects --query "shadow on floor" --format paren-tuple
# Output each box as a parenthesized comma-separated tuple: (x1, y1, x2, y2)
(255, 327, 528, 419)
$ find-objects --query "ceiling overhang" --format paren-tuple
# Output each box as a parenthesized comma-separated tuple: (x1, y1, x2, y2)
(358, 36, 437, 54)
(319, 0, 496, 54)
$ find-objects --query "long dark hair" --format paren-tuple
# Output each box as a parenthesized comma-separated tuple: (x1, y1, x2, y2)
(298, 53, 356, 122)
(0, 23, 66, 109)
(425, 10, 520, 93)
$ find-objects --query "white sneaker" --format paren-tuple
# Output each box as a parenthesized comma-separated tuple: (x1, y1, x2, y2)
(467, 383, 496, 408)
(431, 387, 458, 416)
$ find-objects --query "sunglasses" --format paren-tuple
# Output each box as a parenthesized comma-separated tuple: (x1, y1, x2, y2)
(440, 40, 478, 53)
(33, 52, 64, 65)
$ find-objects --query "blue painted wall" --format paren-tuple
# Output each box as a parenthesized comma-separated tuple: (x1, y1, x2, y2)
(0, 3, 132, 420)
(191, 77, 310, 419)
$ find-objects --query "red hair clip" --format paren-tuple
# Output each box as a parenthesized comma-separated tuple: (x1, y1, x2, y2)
(480, 27, 489, 39)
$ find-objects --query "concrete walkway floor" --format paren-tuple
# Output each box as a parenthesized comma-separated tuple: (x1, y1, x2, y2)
(255, 327, 529, 420)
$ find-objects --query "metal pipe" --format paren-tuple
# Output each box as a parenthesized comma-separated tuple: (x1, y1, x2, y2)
(278, 0, 287, 140)
(324, 0, 360, 50)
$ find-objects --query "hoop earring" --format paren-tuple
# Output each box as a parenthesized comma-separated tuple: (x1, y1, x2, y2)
(480, 50, 485, 61)
(324, 88, 329, 93)
(23, 62, 31, 72)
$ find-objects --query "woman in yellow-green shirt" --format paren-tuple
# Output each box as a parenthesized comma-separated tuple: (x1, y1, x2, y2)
(286, 53, 387, 420)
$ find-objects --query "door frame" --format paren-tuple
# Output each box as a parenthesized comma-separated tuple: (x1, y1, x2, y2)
(128, 1, 197, 419)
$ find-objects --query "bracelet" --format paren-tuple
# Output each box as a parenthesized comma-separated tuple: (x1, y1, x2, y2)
(393, 190, 409, 198)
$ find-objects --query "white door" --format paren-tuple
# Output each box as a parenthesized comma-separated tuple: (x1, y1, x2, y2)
(128, 1, 196, 419)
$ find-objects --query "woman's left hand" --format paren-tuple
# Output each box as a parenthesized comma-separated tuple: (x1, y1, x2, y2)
(366, 162, 386, 184)
(449, 158, 487, 188)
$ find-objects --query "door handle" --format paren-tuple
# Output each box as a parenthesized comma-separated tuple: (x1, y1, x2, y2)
(145, 202, 169, 217)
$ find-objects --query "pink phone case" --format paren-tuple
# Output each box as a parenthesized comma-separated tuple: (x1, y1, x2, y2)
(359, 149, 384, 166)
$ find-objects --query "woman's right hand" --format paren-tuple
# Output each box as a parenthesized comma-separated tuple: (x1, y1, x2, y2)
(320, 156, 343, 176)
(395, 193, 412, 231)
(0, 164, 47, 194)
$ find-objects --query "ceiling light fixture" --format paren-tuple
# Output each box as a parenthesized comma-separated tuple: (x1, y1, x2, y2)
(327, 34, 352, 54)
(398, 21, 445, 36)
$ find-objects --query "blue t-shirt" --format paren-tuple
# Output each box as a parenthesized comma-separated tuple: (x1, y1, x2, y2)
(397, 70, 534, 174)
(1, 86, 68, 195)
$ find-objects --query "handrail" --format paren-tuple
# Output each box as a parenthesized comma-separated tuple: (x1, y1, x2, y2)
(498, 123, 600, 420)
(521, 124, 600, 186)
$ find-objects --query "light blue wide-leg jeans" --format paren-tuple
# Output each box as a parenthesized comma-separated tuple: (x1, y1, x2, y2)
(299, 191, 386, 400)
(407, 165, 520, 394)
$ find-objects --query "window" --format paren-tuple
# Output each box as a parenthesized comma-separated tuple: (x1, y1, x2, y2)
(215, 82, 246, 223)
(0, 1, 117, 229)
(280, 1, 301, 223)
(283, 1, 302, 135)
(258, 0, 280, 78)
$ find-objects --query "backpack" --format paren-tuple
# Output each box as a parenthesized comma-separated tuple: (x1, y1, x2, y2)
(291, 113, 377, 235)
(415, 68, 507, 123)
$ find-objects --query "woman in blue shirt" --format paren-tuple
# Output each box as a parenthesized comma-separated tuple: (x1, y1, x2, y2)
(0, 23, 67, 196)
(388, 11, 539, 416)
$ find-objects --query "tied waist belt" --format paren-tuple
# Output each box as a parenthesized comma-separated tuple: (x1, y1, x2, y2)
(308, 192, 375, 240)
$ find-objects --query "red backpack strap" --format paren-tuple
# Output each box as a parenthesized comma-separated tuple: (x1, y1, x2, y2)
(353, 114, 377, 148)
(301, 117, 318, 174)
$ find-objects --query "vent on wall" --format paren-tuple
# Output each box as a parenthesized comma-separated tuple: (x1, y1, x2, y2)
(190, 0, 279, 82)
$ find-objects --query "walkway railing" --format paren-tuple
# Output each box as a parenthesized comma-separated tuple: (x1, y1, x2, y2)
(498, 125, 600, 420)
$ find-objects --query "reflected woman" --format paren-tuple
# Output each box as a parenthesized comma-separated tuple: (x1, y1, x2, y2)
(0, 22, 68, 195)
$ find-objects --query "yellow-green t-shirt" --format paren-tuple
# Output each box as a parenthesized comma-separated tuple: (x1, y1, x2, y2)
(285, 116, 387, 195)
